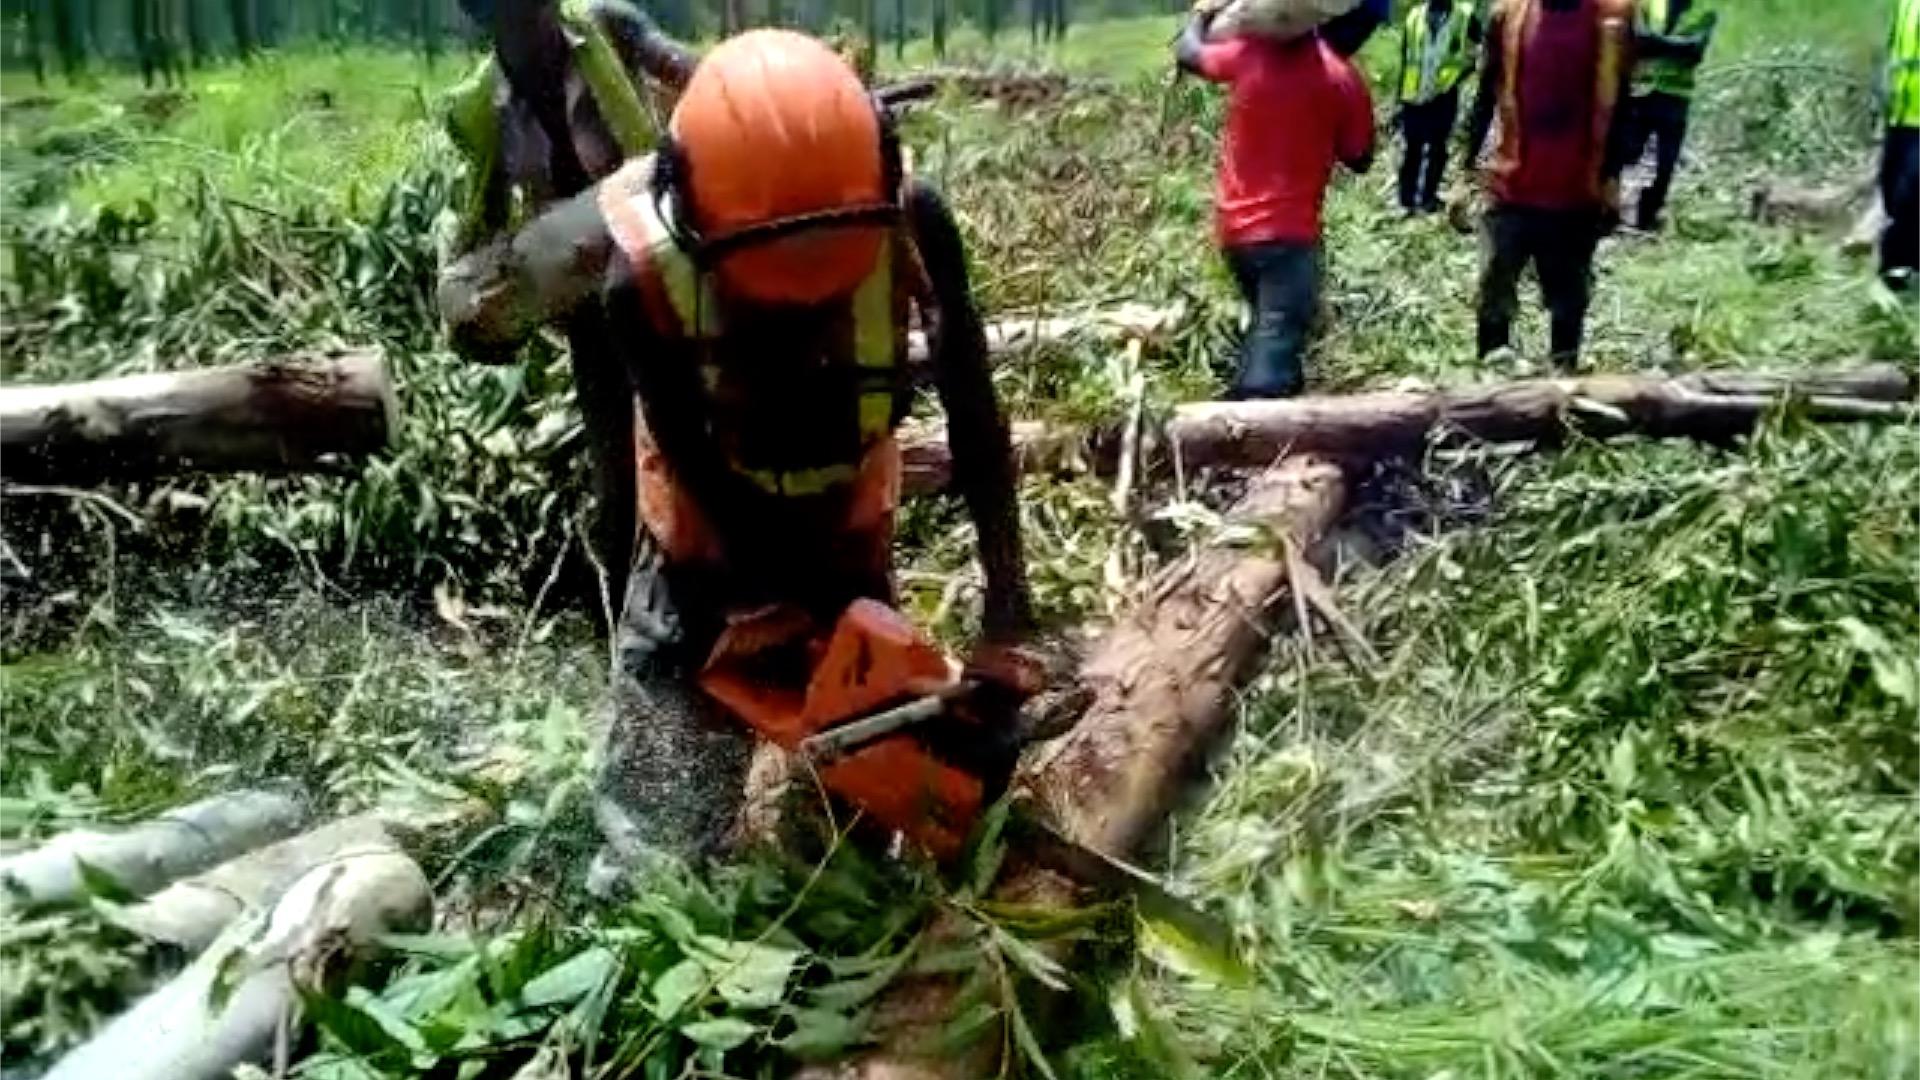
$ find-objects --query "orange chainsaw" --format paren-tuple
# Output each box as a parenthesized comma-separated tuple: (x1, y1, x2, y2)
(696, 598, 1238, 957)
(697, 598, 1013, 861)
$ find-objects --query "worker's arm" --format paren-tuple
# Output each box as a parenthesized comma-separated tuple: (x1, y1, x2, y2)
(1600, 16, 1638, 187)
(1635, 10, 1716, 63)
(1176, 9, 1252, 83)
(1463, 6, 1503, 173)
(1335, 52, 1376, 173)
(1173, 11, 1215, 77)
(590, 0, 698, 89)
(907, 179, 1036, 643)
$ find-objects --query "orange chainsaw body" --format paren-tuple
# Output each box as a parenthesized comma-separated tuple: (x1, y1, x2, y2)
(697, 599, 983, 859)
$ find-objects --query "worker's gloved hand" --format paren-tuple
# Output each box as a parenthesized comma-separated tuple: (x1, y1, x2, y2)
(964, 638, 1051, 701)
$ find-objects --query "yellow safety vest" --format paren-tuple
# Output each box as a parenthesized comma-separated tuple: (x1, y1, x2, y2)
(1632, 0, 1715, 99)
(1892, 0, 1920, 128)
(598, 158, 914, 500)
(1400, 1, 1476, 104)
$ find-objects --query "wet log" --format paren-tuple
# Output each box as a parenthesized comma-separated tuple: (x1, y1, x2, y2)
(0, 790, 308, 909)
(46, 849, 431, 1080)
(0, 352, 394, 483)
(814, 457, 1349, 1078)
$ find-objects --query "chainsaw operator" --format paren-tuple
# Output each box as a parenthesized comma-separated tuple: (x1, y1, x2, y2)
(574, 29, 1039, 869)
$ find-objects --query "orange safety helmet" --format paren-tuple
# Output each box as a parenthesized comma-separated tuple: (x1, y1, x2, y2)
(663, 29, 899, 305)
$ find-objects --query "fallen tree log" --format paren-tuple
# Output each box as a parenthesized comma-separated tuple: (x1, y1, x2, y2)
(108, 815, 400, 953)
(815, 457, 1349, 1077)
(897, 365, 1917, 494)
(1162, 364, 1917, 467)
(0, 790, 308, 908)
(46, 848, 431, 1080)
(0, 352, 394, 483)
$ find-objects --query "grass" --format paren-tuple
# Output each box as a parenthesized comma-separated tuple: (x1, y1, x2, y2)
(2, 2, 1917, 1075)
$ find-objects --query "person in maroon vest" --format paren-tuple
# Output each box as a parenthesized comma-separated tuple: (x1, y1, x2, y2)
(1463, 0, 1635, 369)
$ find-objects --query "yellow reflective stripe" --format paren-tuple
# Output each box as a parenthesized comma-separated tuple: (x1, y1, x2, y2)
(858, 392, 894, 442)
(734, 461, 862, 497)
(639, 194, 720, 338)
(852, 243, 895, 369)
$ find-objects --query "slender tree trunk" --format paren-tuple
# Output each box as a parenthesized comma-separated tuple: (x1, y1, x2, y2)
(931, 0, 946, 57)
(22, 1, 47, 82)
(893, 0, 904, 57)
(226, 0, 253, 55)
(53, 0, 87, 78)
(184, 0, 208, 63)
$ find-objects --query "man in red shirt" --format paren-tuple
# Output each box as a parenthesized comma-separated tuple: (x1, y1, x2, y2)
(1464, 0, 1634, 368)
(1177, 12, 1375, 399)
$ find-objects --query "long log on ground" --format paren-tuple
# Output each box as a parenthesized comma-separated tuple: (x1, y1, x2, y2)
(813, 457, 1349, 1078)
(108, 815, 400, 953)
(0, 351, 394, 483)
(0, 790, 307, 908)
(1162, 365, 1917, 467)
(897, 365, 1917, 494)
(46, 848, 431, 1080)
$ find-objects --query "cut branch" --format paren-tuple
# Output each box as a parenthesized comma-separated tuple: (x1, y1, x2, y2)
(0, 790, 308, 908)
(0, 352, 394, 483)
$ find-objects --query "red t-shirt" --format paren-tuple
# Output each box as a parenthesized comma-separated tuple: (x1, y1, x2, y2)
(1195, 34, 1375, 246)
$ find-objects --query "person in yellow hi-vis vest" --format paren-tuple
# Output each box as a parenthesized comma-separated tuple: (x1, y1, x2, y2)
(1395, 0, 1484, 213)
(1883, 0, 1920, 288)
(1618, 0, 1717, 231)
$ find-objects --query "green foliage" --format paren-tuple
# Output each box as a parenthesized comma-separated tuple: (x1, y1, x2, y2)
(2, 3, 1917, 1075)
(1165, 418, 1920, 1076)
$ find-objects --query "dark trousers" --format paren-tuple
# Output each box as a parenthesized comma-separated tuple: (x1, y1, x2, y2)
(1476, 203, 1602, 367)
(1621, 91, 1692, 229)
(1224, 241, 1320, 399)
(1881, 124, 1919, 284)
(1399, 89, 1460, 211)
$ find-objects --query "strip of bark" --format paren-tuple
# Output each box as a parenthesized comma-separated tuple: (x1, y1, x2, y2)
(0, 352, 394, 483)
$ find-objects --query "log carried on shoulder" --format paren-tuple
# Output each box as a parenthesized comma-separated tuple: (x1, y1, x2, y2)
(0, 351, 395, 483)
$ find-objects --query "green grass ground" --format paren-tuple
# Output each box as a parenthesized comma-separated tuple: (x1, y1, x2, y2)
(2, 3, 1916, 1075)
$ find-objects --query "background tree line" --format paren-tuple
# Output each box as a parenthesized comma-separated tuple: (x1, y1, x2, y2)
(0, 0, 1143, 85)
